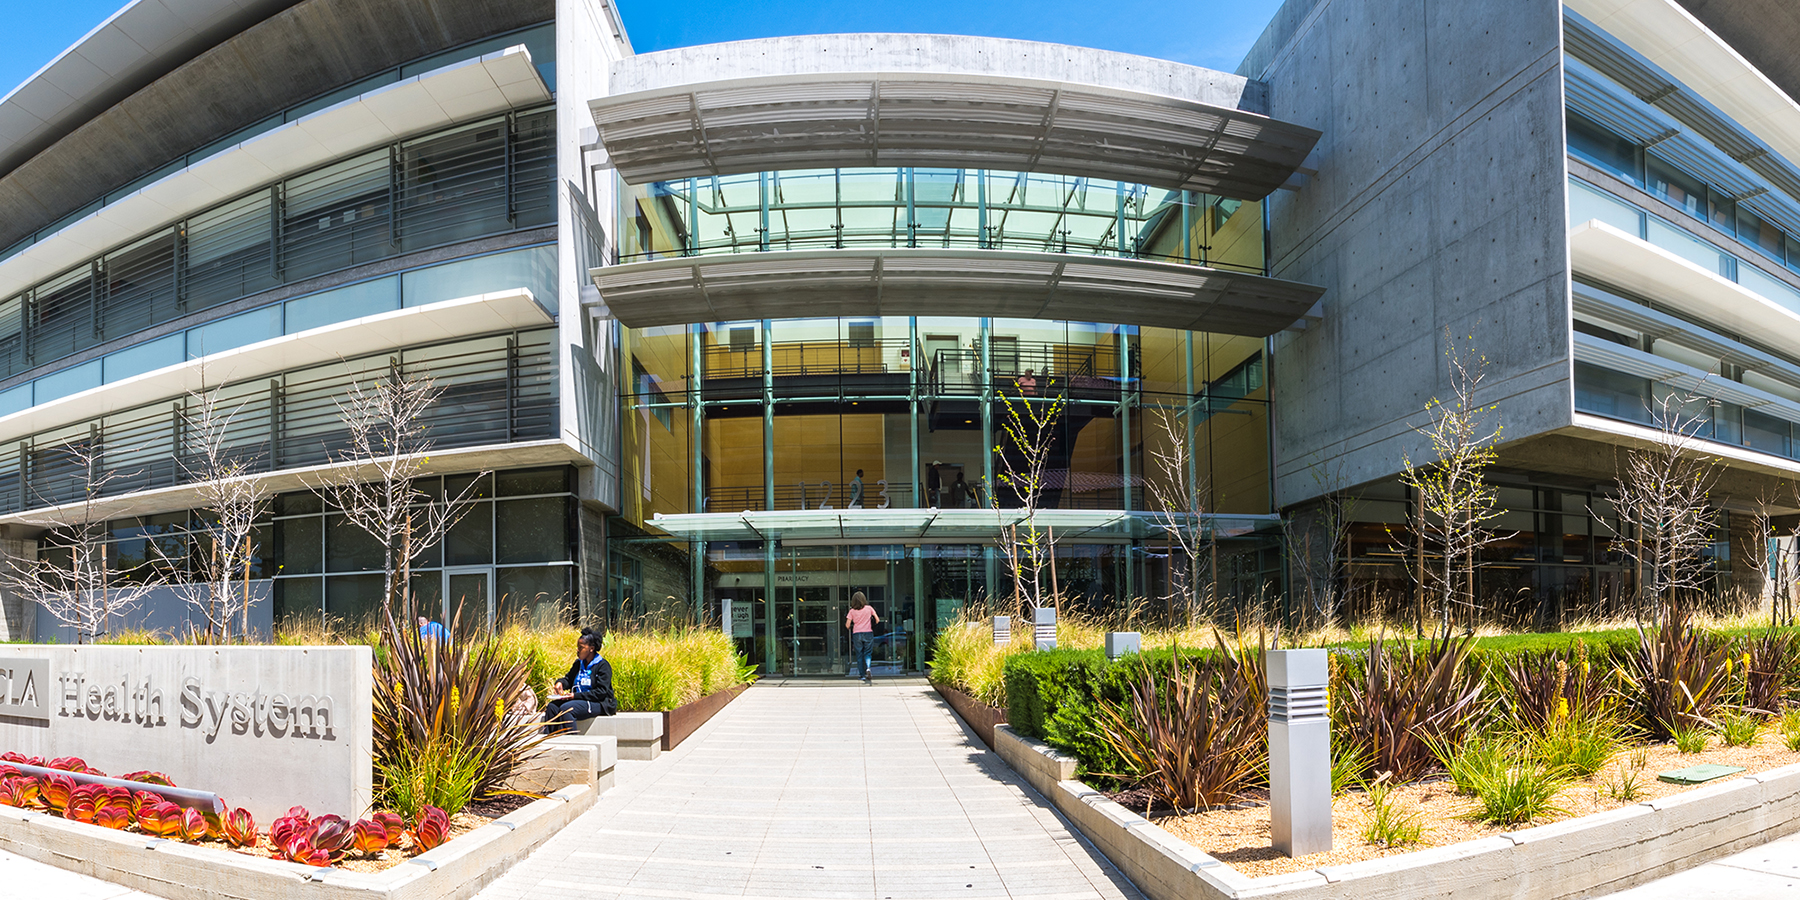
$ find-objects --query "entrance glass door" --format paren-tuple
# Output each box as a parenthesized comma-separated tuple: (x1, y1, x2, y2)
(445, 567, 492, 635)
(791, 586, 839, 674)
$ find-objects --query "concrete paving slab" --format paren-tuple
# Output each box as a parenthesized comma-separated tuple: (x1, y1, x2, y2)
(475, 677, 1144, 900)
(1594, 830, 1800, 898)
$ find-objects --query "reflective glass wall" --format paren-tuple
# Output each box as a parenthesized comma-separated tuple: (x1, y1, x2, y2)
(619, 168, 1265, 274)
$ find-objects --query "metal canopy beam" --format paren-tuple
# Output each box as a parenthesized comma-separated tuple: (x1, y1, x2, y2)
(588, 248, 1324, 336)
(589, 73, 1321, 201)
(649, 508, 1279, 545)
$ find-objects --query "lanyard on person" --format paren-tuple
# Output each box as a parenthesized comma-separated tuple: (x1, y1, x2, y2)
(575, 657, 600, 691)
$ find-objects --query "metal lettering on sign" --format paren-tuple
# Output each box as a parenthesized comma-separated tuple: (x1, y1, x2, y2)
(0, 658, 50, 721)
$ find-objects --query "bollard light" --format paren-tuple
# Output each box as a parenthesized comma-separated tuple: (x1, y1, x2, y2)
(1267, 648, 1331, 858)
(1033, 606, 1056, 650)
(1104, 631, 1140, 660)
(992, 615, 1011, 646)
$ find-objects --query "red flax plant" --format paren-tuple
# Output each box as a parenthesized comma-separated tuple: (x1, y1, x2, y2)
(1094, 634, 1268, 812)
(371, 597, 546, 819)
(1618, 607, 1732, 740)
(1335, 634, 1486, 783)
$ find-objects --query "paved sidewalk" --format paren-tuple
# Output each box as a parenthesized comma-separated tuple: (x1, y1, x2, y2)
(0, 847, 161, 899)
(1595, 830, 1800, 898)
(475, 676, 1143, 900)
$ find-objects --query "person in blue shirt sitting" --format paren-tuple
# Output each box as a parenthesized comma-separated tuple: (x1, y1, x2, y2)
(544, 628, 617, 734)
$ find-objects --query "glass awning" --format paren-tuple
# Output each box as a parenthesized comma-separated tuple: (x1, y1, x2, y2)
(648, 508, 1279, 545)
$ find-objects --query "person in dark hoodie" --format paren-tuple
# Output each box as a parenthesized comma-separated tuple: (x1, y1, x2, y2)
(544, 628, 618, 734)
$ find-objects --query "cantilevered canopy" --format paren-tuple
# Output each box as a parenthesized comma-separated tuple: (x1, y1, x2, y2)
(649, 509, 1278, 545)
(589, 73, 1321, 201)
(589, 248, 1324, 336)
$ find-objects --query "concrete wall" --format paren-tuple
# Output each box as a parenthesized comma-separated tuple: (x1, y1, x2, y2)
(1252, 0, 1574, 507)
(610, 34, 1268, 113)
(0, 645, 371, 823)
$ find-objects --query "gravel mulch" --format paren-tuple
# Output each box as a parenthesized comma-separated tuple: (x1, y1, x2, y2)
(1134, 733, 1800, 879)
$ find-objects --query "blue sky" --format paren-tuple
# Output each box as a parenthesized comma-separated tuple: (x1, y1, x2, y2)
(2, 0, 1289, 101)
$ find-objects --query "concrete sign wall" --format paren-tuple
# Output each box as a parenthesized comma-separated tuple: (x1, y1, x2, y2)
(0, 646, 371, 822)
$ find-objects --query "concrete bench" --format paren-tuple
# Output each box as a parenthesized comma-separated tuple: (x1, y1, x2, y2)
(508, 734, 618, 794)
(574, 711, 665, 760)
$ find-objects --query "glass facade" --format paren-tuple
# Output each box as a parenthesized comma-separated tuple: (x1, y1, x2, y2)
(619, 168, 1265, 273)
(271, 466, 579, 631)
(612, 314, 1280, 673)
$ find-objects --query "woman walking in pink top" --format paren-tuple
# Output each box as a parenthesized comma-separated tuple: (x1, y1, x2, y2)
(845, 591, 880, 683)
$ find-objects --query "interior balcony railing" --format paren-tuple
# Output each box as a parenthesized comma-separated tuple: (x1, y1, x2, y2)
(620, 168, 1263, 274)
(0, 329, 557, 515)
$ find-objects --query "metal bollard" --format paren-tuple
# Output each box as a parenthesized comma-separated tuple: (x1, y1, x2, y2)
(1267, 648, 1331, 857)
(1104, 631, 1141, 660)
(992, 615, 1011, 646)
(1033, 606, 1056, 650)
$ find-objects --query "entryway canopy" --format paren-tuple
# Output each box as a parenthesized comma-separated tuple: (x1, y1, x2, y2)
(648, 508, 1278, 545)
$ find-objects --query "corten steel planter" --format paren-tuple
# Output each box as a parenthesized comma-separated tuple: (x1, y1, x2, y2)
(931, 682, 1007, 749)
(661, 684, 749, 750)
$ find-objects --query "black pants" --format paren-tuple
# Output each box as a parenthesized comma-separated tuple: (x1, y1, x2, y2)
(544, 699, 612, 735)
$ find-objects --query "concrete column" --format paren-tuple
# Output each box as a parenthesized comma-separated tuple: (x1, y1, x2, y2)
(1268, 648, 1330, 858)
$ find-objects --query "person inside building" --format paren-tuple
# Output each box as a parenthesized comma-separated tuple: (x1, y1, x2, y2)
(927, 460, 942, 507)
(950, 471, 970, 508)
(544, 628, 617, 734)
(849, 469, 865, 508)
(845, 591, 880, 683)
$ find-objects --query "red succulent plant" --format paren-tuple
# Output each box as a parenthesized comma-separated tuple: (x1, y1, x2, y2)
(37, 773, 75, 811)
(412, 806, 449, 852)
(222, 807, 257, 848)
(94, 805, 132, 830)
(351, 818, 391, 855)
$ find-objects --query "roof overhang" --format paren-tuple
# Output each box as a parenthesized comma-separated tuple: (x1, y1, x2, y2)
(1569, 218, 1800, 359)
(588, 249, 1324, 336)
(648, 508, 1278, 545)
(0, 46, 549, 300)
(1567, 0, 1800, 174)
(588, 72, 1320, 200)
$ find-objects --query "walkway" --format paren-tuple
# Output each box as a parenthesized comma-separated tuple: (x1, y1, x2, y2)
(1597, 830, 1800, 898)
(476, 676, 1144, 900)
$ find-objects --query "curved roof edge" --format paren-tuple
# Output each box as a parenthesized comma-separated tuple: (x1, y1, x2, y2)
(610, 33, 1268, 113)
(0, 0, 302, 180)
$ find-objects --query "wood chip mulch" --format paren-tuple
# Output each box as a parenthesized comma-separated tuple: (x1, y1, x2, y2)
(1108, 735, 1800, 879)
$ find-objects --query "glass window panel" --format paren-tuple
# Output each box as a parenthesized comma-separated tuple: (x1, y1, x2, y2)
(184, 191, 277, 309)
(30, 266, 95, 365)
(1646, 217, 1728, 275)
(400, 245, 556, 310)
(397, 118, 509, 251)
(187, 305, 282, 358)
(102, 333, 184, 382)
(277, 515, 323, 575)
(1736, 204, 1786, 261)
(101, 229, 178, 341)
(1568, 180, 1644, 236)
(496, 467, 570, 496)
(326, 514, 385, 572)
(0, 384, 29, 417)
(1574, 362, 1651, 424)
(496, 496, 568, 563)
(445, 502, 493, 565)
(1567, 114, 1641, 185)
(1646, 155, 1708, 221)
(325, 574, 386, 626)
(1737, 264, 1800, 314)
(497, 565, 572, 628)
(274, 576, 322, 629)
(285, 276, 398, 333)
(0, 295, 23, 377)
(33, 359, 101, 403)
(1744, 409, 1790, 457)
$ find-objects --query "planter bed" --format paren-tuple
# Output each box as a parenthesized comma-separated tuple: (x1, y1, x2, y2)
(662, 684, 749, 750)
(931, 682, 1007, 749)
(992, 725, 1800, 900)
(0, 784, 595, 900)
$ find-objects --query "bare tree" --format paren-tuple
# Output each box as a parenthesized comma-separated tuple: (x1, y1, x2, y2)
(994, 388, 1065, 618)
(0, 435, 162, 642)
(1399, 331, 1508, 639)
(1145, 408, 1213, 621)
(313, 363, 484, 621)
(1605, 390, 1723, 627)
(160, 384, 272, 642)
(1284, 483, 1358, 632)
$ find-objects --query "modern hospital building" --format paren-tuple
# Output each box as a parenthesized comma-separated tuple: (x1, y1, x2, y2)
(0, 0, 1793, 673)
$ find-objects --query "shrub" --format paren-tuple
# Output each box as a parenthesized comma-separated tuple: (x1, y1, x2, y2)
(606, 626, 748, 712)
(1781, 708, 1800, 752)
(1719, 711, 1762, 747)
(1005, 646, 1214, 784)
(1617, 613, 1732, 741)
(371, 605, 545, 817)
(1671, 721, 1708, 754)
(1335, 634, 1486, 783)
(1528, 710, 1624, 778)
(929, 613, 1026, 707)
(1092, 638, 1266, 811)
(1363, 776, 1425, 847)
